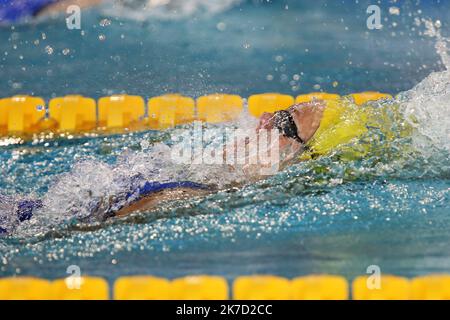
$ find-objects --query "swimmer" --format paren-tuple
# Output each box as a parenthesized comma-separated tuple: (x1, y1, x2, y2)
(0, 101, 325, 235)
(0, 0, 104, 24)
(0, 0, 195, 24)
(115, 101, 325, 216)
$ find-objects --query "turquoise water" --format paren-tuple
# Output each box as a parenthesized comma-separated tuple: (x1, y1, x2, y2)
(1, 0, 450, 282)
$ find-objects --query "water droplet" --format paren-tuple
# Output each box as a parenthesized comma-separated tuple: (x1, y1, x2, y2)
(140, 140, 150, 150)
(98, 34, 106, 41)
(62, 48, 70, 55)
(216, 22, 226, 31)
(275, 55, 283, 62)
(99, 19, 111, 27)
(332, 81, 339, 88)
(389, 7, 400, 15)
(11, 82, 22, 89)
(45, 45, 54, 55)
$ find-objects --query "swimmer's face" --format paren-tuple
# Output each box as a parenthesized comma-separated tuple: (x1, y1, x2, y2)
(256, 101, 325, 153)
(257, 111, 301, 152)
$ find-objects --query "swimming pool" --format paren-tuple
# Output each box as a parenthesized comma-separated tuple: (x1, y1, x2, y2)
(1, 0, 450, 286)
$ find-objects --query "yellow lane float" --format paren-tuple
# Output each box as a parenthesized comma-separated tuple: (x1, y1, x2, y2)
(114, 276, 171, 300)
(0, 277, 52, 300)
(295, 92, 340, 104)
(411, 275, 450, 300)
(247, 93, 294, 117)
(0, 95, 46, 135)
(98, 94, 145, 130)
(148, 94, 195, 129)
(51, 276, 109, 300)
(350, 91, 393, 105)
(49, 95, 97, 132)
(291, 275, 348, 300)
(170, 275, 229, 300)
(352, 275, 411, 300)
(2, 273, 450, 300)
(0, 92, 394, 144)
(197, 94, 243, 123)
(233, 275, 291, 300)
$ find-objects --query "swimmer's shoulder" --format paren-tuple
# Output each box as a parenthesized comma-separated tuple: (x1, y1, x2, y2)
(115, 187, 212, 217)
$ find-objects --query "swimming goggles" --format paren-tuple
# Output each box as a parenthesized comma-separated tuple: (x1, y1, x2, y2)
(273, 110, 305, 145)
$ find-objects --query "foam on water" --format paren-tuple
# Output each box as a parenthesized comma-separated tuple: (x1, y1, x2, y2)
(3, 112, 261, 236)
(400, 20, 450, 154)
(102, 0, 243, 20)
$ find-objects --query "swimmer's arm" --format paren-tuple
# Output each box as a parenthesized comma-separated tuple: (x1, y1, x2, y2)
(115, 187, 212, 217)
(37, 0, 103, 16)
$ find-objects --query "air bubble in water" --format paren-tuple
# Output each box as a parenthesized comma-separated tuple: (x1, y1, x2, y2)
(216, 22, 226, 31)
(275, 55, 283, 63)
(140, 140, 150, 150)
(45, 46, 54, 55)
(389, 7, 400, 15)
(99, 19, 111, 27)
(62, 48, 70, 55)
(98, 34, 106, 41)
(12, 82, 22, 89)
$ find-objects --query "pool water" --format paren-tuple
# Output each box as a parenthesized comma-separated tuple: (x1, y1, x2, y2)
(1, 0, 450, 283)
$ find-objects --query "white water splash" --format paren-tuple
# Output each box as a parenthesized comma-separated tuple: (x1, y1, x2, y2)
(401, 19, 450, 153)
(103, 0, 243, 20)
(29, 112, 259, 224)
